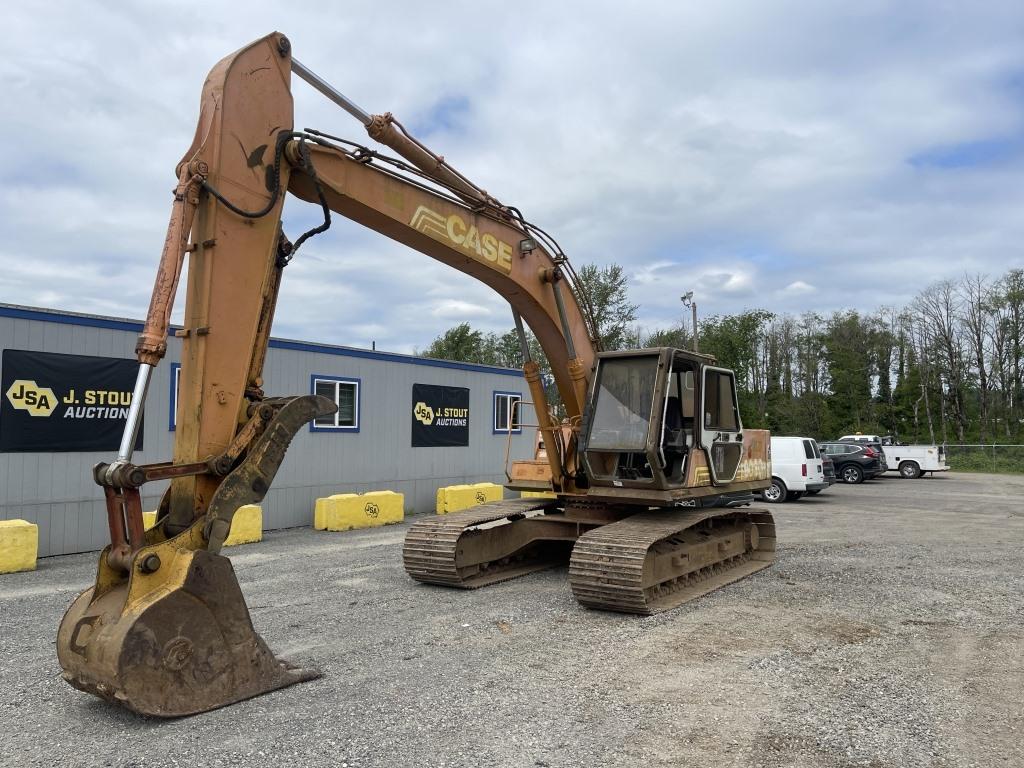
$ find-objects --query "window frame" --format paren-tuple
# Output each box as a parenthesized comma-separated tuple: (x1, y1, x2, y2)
(169, 362, 181, 431)
(309, 374, 361, 433)
(492, 390, 523, 435)
(702, 368, 741, 432)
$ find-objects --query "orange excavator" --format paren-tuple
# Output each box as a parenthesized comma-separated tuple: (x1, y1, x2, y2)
(57, 33, 775, 717)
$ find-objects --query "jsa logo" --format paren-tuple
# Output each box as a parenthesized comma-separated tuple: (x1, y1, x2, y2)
(413, 401, 435, 426)
(410, 206, 513, 274)
(5, 380, 58, 417)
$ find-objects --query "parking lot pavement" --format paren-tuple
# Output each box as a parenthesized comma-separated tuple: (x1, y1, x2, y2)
(1, 472, 1022, 768)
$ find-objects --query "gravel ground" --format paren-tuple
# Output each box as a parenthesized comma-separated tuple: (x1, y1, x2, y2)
(1, 471, 1021, 768)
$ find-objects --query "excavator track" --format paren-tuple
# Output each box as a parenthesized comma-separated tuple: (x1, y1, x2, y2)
(403, 498, 563, 588)
(569, 507, 775, 614)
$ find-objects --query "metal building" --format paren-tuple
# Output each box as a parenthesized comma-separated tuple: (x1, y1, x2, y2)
(0, 304, 534, 557)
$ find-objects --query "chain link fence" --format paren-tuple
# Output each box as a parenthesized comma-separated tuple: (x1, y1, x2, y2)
(942, 444, 1024, 473)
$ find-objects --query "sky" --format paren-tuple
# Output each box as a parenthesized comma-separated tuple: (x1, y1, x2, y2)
(2, 1, 1023, 354)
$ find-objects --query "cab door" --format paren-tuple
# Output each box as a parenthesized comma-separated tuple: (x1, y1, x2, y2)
(699, 365, 743, 484)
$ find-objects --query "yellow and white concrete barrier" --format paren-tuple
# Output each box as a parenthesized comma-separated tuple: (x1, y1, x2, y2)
(314, 491, 405, 531)
(141, 506, 262, 546)
(224, 504, 263, 546)
(521, 490, 556, 499)
(0, 519, 38, 574)
(314, 494, 349, 530)
(436, 482, 504, 515)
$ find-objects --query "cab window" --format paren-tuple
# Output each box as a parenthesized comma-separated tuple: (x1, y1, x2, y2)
(587, 355, 659, 451)
(703, 370, 739, 430)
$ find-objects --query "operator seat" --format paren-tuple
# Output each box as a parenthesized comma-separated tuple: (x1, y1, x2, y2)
(661, 395, 688, 479)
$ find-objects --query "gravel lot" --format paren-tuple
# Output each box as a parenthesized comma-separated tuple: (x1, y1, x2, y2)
(1, 471, 1022, 768)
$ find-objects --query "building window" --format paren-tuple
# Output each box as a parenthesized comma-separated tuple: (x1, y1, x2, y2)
(311, 375, 360, 432)
(493, 391, 522, 434)
(169, 363, 181, 431)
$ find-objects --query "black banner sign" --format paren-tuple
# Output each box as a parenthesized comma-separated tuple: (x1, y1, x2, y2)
(412, 383, 470, 447)
(1, 349, 143, 453)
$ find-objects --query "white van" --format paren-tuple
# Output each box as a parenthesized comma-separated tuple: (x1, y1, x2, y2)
(762, 436, 828, 503)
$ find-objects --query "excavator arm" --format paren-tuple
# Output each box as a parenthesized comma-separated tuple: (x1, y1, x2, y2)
(138, 32, 595, 526)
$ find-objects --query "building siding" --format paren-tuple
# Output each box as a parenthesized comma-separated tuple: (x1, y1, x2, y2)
(0, 305, 534, 556)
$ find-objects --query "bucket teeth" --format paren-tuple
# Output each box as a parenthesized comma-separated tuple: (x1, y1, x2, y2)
(57, 549, 318, 718)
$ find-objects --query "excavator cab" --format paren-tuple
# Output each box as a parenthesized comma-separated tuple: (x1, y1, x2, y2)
(579, 348, 744, 491)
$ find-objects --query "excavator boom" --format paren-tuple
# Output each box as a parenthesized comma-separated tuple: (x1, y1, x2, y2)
(57, 32, 774, 718)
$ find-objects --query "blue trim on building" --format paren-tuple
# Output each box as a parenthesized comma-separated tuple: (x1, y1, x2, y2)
(0, 304, 144, 333)
(169, 363, 180, 431)
(492, 390, 523, 435)
(309, 374, 361, 433)
(0, 304, 525, 378)
(270, 338, 523, 377)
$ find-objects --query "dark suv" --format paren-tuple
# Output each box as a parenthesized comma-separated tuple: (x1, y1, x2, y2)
(818, 442, 884, 483)
(838, 438, 889, 473)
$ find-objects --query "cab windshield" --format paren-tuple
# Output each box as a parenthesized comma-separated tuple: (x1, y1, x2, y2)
(587, 356, 660, 451)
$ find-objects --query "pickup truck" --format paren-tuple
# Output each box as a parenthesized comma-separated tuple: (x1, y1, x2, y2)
(838, 434, 950, 479)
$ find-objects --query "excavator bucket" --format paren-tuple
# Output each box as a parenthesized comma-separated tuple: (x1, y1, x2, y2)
(57, 393, 331, 720)
(57, 543, 317, 717)
(57, 394, 333, 716)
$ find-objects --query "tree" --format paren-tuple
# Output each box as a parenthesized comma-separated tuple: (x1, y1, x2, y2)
(959, 274, 994, 442)
(914, 281, 968, 442)
(823, 311, 877, 435)
(697, 309, 775, 428)
(421, 266, 1024, 446)
(998, 269, 1024, 435)
(422, 323, 487, 363)
(987, 275, 1017, 438)
(479, 330, 524, 368)
(573, 264, 638, 351)
(422, 322, 563, 415)
(642, 324, 687, 349)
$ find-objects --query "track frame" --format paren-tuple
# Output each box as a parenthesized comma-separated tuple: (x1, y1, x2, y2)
(403, 499, 775, 614)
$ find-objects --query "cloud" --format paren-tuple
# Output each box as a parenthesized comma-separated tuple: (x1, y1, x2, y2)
(2, 0, 1024, 357)
(784, 280, 816, 295)
(632, 260, 676, 286)
(430, 300, 492, 320)
(713, 270, 755, 294)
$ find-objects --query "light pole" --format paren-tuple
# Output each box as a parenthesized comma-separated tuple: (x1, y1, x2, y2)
(681, 292, 698, 352)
